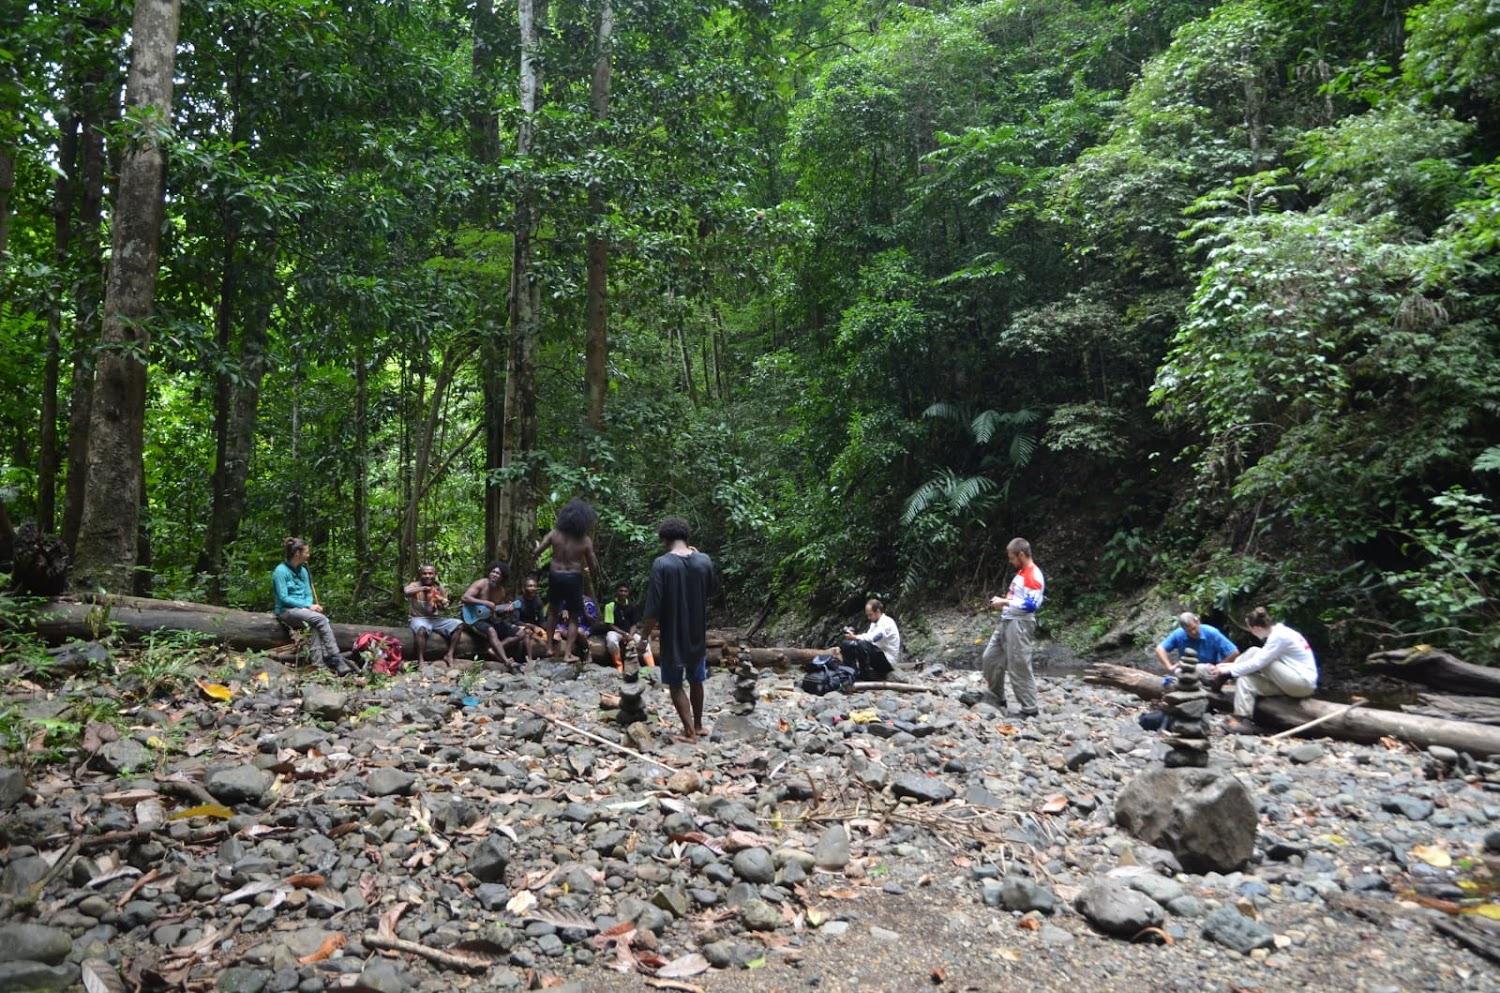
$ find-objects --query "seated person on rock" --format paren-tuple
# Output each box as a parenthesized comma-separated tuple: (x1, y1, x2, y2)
(1207, 606, 1318, 734)
(1154, 611, 1240, 674)
(602, 582, 655, 675)
(828, 598, 899, 680)
(461, 561, 521, 666)
(511, 575, 550, 661)
(404, 564, 462, 665)
(273, 537, 353, 675)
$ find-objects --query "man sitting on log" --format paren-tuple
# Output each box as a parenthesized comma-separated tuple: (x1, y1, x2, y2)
(1154, 611, 1240, 674)
(602, 582, 654, 675)
(512, 575, 549, 662)
(461, 562, 521, 667)
(1208, 606, 1319, 734)
(404, 564, 462, 666)
(829, 598, 899, 680)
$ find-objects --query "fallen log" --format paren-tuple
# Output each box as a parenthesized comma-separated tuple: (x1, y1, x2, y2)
(1086, 662, 1500, 756)
(30, 597, 828, 671)
(1367, 646, 1500, 696)
(1405, 693, 1500, 727)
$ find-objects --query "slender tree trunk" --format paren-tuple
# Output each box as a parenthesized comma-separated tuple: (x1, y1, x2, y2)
(197, 201, 240, 596)
(353, 335, 370, 602)
(471, 0, 506, 560)
(0, 140, 14, 263)
(198, 244, 276, 602)
(39, 114, 81, 532)
(403, 347, 460, 573)
(499, 0, 544, 569)
(64, 70, 110, 550)
(73, 0, 181, 591)
(134, 469, 151, 595)
(583, 0, 613, 432)
(678, 325, 696, 405)
(290, 365, 303, 537)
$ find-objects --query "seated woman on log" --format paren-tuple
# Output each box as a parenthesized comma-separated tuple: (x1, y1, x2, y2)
(1208, 606, 1318, 734)
(273, 537, 351, 674)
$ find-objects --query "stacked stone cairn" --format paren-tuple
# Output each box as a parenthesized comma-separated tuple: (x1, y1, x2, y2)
(616, 639, 649, 726)
(731, 652, 758, 714)
(1163, 647, 1211, 767)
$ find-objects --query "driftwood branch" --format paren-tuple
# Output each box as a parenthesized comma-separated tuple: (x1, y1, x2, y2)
(850, 681, 936, 694)
(363, 934, 491, 972)
(1268, 697, 1366, 741)
(514, 703, 676, 771)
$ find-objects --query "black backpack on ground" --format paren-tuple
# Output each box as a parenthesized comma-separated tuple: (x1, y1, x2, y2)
(801, 654, 858, 696)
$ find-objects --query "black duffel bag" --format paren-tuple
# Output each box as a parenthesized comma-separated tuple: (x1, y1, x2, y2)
(801, 654, 858, 696)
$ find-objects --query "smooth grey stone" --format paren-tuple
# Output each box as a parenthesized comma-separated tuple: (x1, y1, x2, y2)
(813, 825, 850, 870)
(731, 848, 775, 884)
(0, 924, 71, 965)
(206, 767, 275, 806)
(366, 768, 416, 798)
(1075, 879, 1165, 937)
(1114, 767, 1256, 873)
(0, 962, 77, 993)
(998, 875, 1055, 914)
(1201, 905, 1274, 954)
(218, 968, 272, 993)
(890, 773, 955, 803)
(739, 899, 781, 931)
(95, 739, 153, 775)
(300, 687, 348, 721)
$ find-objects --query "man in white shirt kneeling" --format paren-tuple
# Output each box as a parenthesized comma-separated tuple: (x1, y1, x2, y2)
(833, 598, 901, 679)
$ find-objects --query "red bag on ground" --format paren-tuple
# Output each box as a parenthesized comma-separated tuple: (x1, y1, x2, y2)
(353, 632, 404, 675)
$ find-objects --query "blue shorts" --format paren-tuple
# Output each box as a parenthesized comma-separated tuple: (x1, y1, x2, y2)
(410, 616, 462, 638)
(661, 655, 708, 689)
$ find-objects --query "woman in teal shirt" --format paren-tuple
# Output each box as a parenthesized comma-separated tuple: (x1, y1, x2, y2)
(274, 537, 347, 673)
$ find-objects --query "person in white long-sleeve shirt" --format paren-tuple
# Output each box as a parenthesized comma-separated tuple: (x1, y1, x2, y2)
(831, 598, 900, 678)
(1208, 606, 1318, 733)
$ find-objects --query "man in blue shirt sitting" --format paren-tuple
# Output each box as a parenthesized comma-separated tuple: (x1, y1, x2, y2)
(1154, 612, 1240, 673)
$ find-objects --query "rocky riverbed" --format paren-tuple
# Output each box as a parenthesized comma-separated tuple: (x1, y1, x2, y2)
(2, 651, 1498, 993)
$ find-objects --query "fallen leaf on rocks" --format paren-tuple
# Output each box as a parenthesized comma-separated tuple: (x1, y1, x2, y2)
(100, 789, 160, 804)
(523, 909, 599, 933)
(1411, 844, 1452, 868)
(931, 966, 947, 984)
(820, 888, 859, 900)
(1016, 917, 1040, 931)
(219, 880, 285, 905)
(995, 724, 1018, 736)
(1038, 794, 1068, 814)
(645, 979, 707, 993)
(197, 681, 233, 703)
(285, 873, 326, 889)
(168, 803, 234, 821)
(1133, 926, 1173, 945)
(806, 908, 827, 926)
(447, 939, 508, 967)
(1402, 892, 1460, 914)
(296, 933, 346, 964)
(998, 948, 1021, 963)
(378, 901, 409, 940)
(720, 830, 773, 852)
(656, 953, 709, 979)
(1468, 903, 1500, 921)
(507, 891, 538, 914)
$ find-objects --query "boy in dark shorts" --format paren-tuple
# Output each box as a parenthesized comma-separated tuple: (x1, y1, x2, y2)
(639, 517, 716, 743)
(534, 498, 603, 662)
(512, 575, 548, 661)
(404, 564, 462, 665)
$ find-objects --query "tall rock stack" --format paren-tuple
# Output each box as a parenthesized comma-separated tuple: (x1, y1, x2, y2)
(1162, 647, 1211, 768)
(731, 652, 758, 714)
(616, 639, 649, 726)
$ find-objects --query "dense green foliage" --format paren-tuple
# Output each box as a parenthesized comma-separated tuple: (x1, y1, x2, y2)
(2, 0, 1498, 658)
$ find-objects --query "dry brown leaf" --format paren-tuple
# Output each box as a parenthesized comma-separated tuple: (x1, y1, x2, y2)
(720, 830, 773, 852)
(931, 966, 947, 983)
(1038, 794, 1068, 814)
(285, 873, 326, 889)
(378, 901, 409, 941)
(296, 933, 346, 964)
(1016, 917, 1041, 931)
(645, 979, 708, 993)
(1133, 926, 1173, 945)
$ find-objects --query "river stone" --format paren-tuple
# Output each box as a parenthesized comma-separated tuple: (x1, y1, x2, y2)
(1380, 795, 1433, 821)
(357, 960, 410, 993)
(469, 838, 511, 882)
(1286, 743, 1325, 764)
(891, 773, 955, 803)
(732, 848, 775, 884)
(739, 899, 781, 932)
(0, 769, 24, 809)
(814, 825, 850, 870)
(1075, 879, 1165, 937)
(301, 687, 348, 721)
(1064, 743, 1098, 771)
(366, 768, 417, 797)
(206, 767, 274, 806)
(0, 924, 71, 965)
(217, 967, 272, 993)
(1201, 905, 1275, 953)
(96, 739, 153, 775)
(998, 875, 1056, 914)
(1114, 767, 1256, 873)
(0, 962, 76, 993)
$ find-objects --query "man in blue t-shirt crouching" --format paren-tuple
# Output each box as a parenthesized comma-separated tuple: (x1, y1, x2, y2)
(1154, 611, 1240, 673)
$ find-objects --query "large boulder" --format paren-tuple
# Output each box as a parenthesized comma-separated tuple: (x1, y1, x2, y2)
(1114, 767, 1256, 874)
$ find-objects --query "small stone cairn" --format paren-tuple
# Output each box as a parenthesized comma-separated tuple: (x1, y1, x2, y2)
(1163, 647, 1211, 767)
(731, 652, 758, 714)
(616, 639, 649, 726)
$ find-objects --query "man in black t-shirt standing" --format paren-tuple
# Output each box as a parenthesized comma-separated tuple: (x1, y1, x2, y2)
(640, 517, 716, 743)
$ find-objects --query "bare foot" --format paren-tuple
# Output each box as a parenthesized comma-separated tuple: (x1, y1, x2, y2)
(671, 733, 698, 745)
(694, 725, 709, 738)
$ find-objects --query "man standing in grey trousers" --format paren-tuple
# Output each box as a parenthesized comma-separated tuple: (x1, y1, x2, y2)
(980, 537, 1046, 716)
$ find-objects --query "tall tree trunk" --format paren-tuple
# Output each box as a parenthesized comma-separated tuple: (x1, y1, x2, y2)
(583, 0, 613, 432)
(403, 347, 461, 573)
(197, 244, 276, 603)
(499, 0, 544, 569)
(196, 197, 240, 597)
(39, 114, 81, 532)
(471, 0, 506, 560)
(63, 67, 110, 550)
(73, 0, 181, 591)
(0, 140, 13, 263)
(352, 335, 371, 603)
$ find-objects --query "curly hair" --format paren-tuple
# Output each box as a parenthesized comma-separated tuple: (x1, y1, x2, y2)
(657, 516, 691, 543)
(555, 498, 598, 538)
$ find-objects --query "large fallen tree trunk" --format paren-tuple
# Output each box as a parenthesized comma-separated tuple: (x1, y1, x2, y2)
(1404, 693, 1500, 727)
(1086, 662, 1500, 757)
(31, 597, 827, 670)
(1366, 646, 1500, 696)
